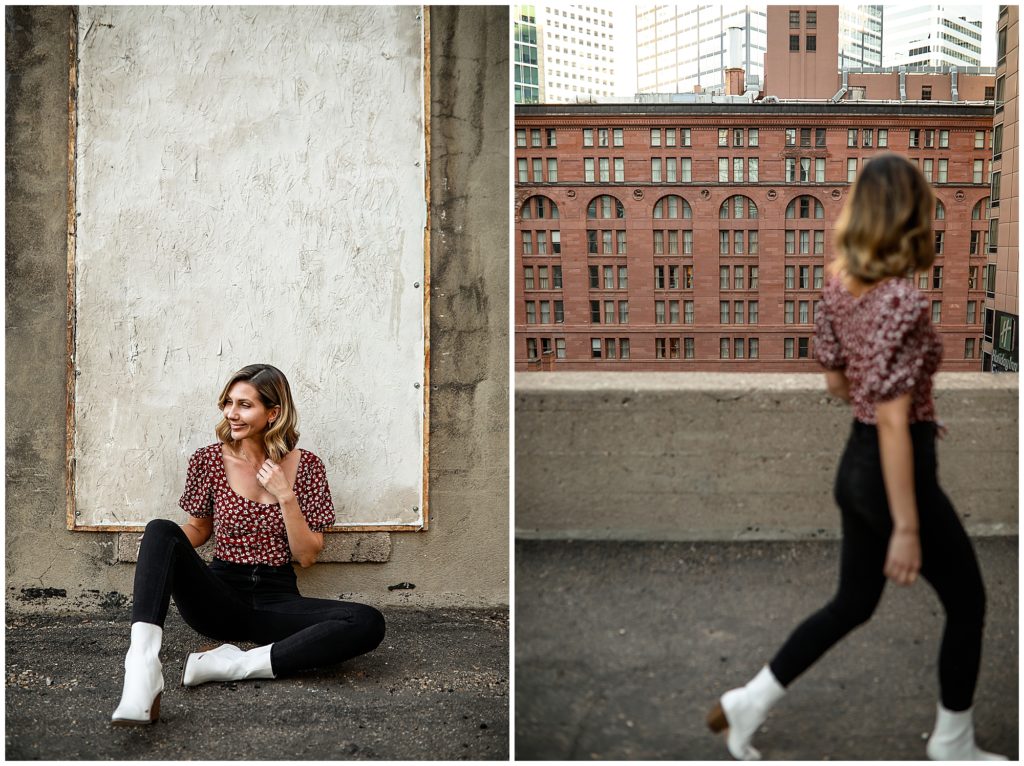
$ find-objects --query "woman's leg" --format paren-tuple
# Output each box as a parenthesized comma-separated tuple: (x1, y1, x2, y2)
(131, 518, 250, 636)
(917, 483, 986, 712)
(249, 597, 387, 677)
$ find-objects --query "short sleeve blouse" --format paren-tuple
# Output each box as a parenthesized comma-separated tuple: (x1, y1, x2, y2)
(815, 276, 943, 425)
(179, 444, 336, 566)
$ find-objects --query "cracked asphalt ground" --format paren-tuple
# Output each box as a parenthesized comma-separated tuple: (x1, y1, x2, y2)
(516, 537, 1017, 760)
(6, 607, 508, 760)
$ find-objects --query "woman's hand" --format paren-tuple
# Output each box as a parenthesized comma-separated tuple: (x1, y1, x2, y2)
(884, 528, 921, 585)
(256, 459, 293, 501)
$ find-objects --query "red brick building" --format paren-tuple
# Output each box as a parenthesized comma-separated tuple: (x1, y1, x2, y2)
(514, 101, 994, 371)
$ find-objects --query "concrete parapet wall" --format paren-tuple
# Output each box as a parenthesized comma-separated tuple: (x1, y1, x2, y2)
(516, 372, 1018, 541)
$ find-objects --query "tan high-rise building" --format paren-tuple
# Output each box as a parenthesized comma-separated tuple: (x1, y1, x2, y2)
(764, 6, 841, 99)
(984, 5, 1018, 372)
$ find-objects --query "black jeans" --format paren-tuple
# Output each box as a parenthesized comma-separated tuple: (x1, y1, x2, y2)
(132, 519, 386, 677)
(769, 421, 986, 711)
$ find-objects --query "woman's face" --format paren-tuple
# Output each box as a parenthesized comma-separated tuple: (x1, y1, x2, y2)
(222, 381, 278, 441)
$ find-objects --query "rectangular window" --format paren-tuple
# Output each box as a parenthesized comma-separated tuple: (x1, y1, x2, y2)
(680, 158, 692, 182)
(749, 129, 759, 147)
(968, 266, 979, 290)
(720, 231, 729, 256)
(598, 158, 610, 183)
(994, 125, 1003, 157)
(653, 230, 665, 255)
(975, 129, 985, 149)
(720, 301, 730, 324)
(878, 129, 888, 148)
(798, 337, 809, 358)
(552, 230, 560, 254)
(538, 264, 549, 288)
(651, 128, 662, 148)
(784, 338, 794, 358)
(584, 158, 595, 182)
(814, 265, 824, 288)
(666, 158, 677, 183)
(785, 231, 795, 255)
(604, 300, 615, 324)
(815, 128, 827, 147)
(517, 158, 528, 183)
(931, 301, 941, 323)
(863, 128, 873, 148)
(536, 231, 547, 254)
(734, 301, 744, 324)
(554, 300, 564, 323)
(665, 128, 676, 147)
(618, 301, 628, 324)
(733, 157, 744, 182)
(547, 158, 558, 182)
(785, 301, 794, 323)
(731, 337, 743, 358)
(651, 158, 662, 183)
(654, 265, 665, 289)
(799, 300, 809, 324)
(603, 265, 614, 289)
(618, 266, 628, 289)
(546, 128, 557, 147)
(540, 300, 550, 324)
(800, 158, 810, 182)
(806, 35, 816, 51)
(749, 230, 758, 255)
(801, 128, 811, 148)
(909, 129, 920, 148)
(616, 230, 627, 254)
(814, 230, 824, 255)
(848, 129, 857, 148)
(939, 129, 949, 148)
(967, 301, 977, 323)
(749, 337, 759, 358)
(516, 129, 527, 148)
(718, 128, 728, 147)
(606, 338, 617, 359)
(847, 158, 857, 182)
(684, 300, 694, 324)
(522, 231, 533, 255)
(598, 128, 609, 147)
(530, 129, 541, 147)
(614, 158, 624, 183)
(526, 302, 536, 324)
(734, 230, 744, 255)
(523, 267, 534, 290)
(748, 301, 758, 324)
(970, 230, 981, 255)
(973, 160, 984, 184)
(734, 267, 744, 290)
(748, 158, 759, 183)
(935, 231, 944, 255)
(589, 265, 599, 289)
(807, 10, 816, 27)
(591, 338, 601, 358)
(991, 172, 1002, 204)
(965, 338, 975, 359)
(786, 128, 796, 147)
(922, 158, 933, 182)
(613, 128, 623, 147)
(583, 128, 594, 147)
(680, 129, 691, 147)
(790, 10, 800, 28)
(669, 300, 679, 324)
(679, 266, 690, 289)
(922, 85, 932, 101)
(526, 337, 537, 358)
(918, 272, 928, 290)
(556, 338, 565, 358)
(720, 337, 730, 359)
(620, 338, 630, 359)
(733, 128, 744, 147)
(799, 265, 810, 289)
(925, 129, 934, 148)
(799, 230, 810, 254)
(720, 265, 730, 289)
(590, 300, 601, 323)
(669, 337, 681, 359)
(655, 300, 666, 324)
(719, 158, 729, 183)
(815, 158, 825, 183)
(684, 337, 694, 359)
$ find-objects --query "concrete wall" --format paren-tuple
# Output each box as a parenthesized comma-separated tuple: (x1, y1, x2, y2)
(516, 372, 1017, 541)
(6, 6, 509, 611)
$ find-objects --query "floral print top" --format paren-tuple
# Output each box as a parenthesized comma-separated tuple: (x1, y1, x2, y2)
(815, 276, 943, 425)
(179, 444, 336, 566)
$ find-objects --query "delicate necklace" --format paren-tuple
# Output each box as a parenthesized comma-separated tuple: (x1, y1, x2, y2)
(233, 444, 265, 473)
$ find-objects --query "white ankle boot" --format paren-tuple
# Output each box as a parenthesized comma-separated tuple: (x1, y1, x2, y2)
(181, 643, 276, 687)
(708, 665, 786, 760)
(111, 622, 164, 725)
(926, 703, 1007, 760)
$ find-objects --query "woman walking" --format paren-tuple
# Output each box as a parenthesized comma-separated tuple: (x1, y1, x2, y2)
(706, 154, 1004, 761)
(112, 363, 385, 725)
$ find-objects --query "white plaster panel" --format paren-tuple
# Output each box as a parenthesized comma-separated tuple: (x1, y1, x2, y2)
(74, 6, 425, 528)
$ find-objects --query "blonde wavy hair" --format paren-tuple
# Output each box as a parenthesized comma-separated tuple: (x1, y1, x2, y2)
(215, 364, 299, 462)
(832, 152, 936, 283)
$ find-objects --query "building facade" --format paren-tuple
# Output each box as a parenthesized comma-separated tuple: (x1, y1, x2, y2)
(514, 5, 543, 104)
(883, 4, 984, 68)
(514, 102, 994, 371)
(839, 5, 884, 70)
(984, 5, 1019, 372)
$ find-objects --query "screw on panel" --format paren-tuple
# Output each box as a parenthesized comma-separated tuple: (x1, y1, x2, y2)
(414, 383, 421, 388)
(413, 506, 419, 512)
(413, 282, 420, 288)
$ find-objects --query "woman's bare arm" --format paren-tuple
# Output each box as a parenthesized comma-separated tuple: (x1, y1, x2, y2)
(824, 370, 851, 403)
(875, 392, 921, 585)
(180, 516, 213, 547)
(257, 459, 324, 568)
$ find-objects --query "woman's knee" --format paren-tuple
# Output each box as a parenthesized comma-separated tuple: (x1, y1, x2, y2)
(144, 518, 183, 539)
(354, 604, 386, 650)
(826, 594, 878, 630)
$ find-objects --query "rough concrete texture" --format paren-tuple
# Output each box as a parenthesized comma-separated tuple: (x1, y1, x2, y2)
(115, 532, 391, 564)
(516, 538, 1018, 760)
(6, 606, 508, 760)
(516, 372, 1017, 541)
(7, 6, 509, 611)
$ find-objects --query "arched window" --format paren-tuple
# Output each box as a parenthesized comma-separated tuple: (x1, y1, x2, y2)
(972, 197, 991, 221)
(520, 195, 559, 220)
(786, 195, 824, 219)
(587, 194, 625, 219)
(653, 194, 692, 219)
(935, 200, 945, 220)
(719, 195, 758, 219)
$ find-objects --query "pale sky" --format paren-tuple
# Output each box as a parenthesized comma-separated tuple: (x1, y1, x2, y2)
(608, 3, 998, 97)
